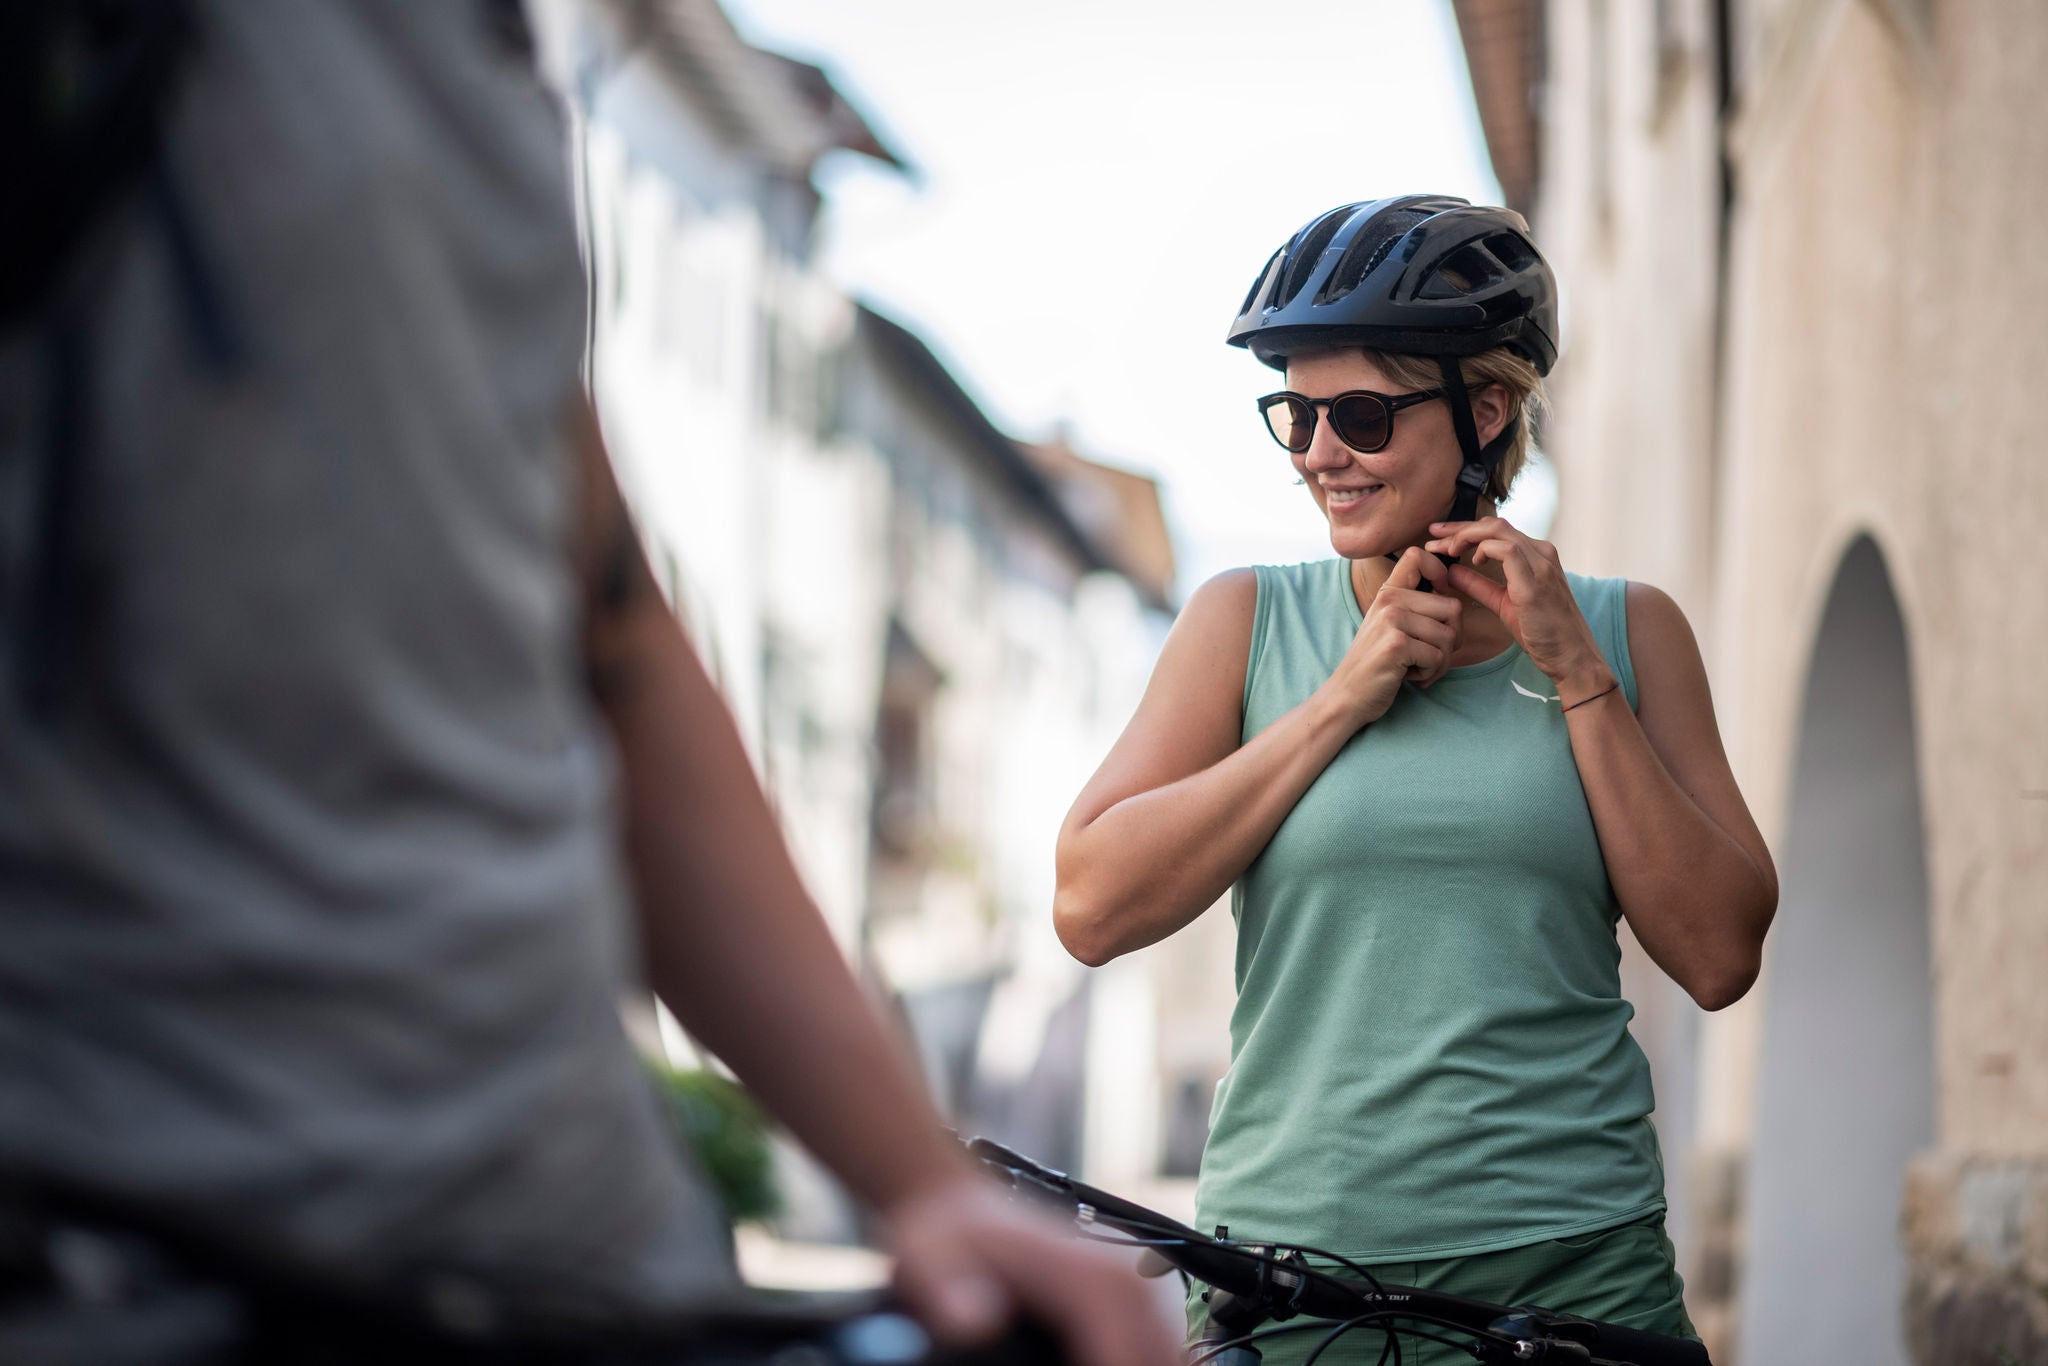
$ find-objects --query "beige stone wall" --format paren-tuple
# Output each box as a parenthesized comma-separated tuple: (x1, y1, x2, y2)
(1903, 1154, 2048, 1360)
(1524, 0, 2048, 1358)
(1538, 0, 1723, 618)
(1717, 0, 2048, 1158)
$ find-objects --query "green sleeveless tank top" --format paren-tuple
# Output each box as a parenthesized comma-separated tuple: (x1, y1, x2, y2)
(1193, 559, 1666, 1260)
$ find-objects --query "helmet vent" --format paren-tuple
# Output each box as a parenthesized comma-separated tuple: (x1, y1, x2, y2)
(1238, 246, 1286, 317)
(1277, 208, 1351, 308)
(1486, 231, 1538, 272)
(1477, 292, 1524, 322)
(1423, 244, 1504, 296)
(1318, 208, 1430, 305)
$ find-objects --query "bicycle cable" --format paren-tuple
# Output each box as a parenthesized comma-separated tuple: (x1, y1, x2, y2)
(1087, 1208, 1390, 1303)
(1074, 1231, 1192, 1249)
(1187, 1319, 1356, 1366)
(1189, 1316, 1406, 1366)
(1194, 1302, 1523, 1366)
(1302, 1311, 1496, 1366)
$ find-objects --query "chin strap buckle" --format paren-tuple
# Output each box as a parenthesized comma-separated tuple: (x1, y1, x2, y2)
(1445, 460, 1490, 527)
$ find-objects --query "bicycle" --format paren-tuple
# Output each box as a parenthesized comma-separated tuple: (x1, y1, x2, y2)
(2, 1141, 1709, 1364)
(0, 1188, 1066, 1366)
(963, 1136, 1711, 1366)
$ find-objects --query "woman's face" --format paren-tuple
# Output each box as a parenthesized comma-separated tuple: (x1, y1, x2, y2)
(1281, 349, 1476, 561)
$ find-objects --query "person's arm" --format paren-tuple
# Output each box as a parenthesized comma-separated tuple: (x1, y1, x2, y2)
(1432, 520, 1776, 1010)
(566, 399, 1178, 1366)
(1560, 583, 1777, 1008)
(1055, 550, 1462, 965)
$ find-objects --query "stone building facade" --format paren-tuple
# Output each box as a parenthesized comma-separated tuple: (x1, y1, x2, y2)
(1454, 1, 2048, 1361)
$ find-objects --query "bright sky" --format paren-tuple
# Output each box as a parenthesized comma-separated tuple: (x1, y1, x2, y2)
(722, 0, 1555, 592)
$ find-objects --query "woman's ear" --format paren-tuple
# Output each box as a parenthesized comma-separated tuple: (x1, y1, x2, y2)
(1473, 382, 1514, 448)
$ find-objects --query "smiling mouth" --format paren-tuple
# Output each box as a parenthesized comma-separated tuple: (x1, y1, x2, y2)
(1322, 483, 1385, 510)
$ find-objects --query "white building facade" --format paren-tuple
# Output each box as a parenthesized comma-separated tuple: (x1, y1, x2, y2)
(535, 0, 1178, 1243)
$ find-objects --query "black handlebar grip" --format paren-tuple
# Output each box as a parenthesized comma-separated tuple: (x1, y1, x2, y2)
(1580, 1320, 1712, 1366)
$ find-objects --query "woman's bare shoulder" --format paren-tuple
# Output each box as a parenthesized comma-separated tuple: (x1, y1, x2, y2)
(1061, 569, 1259, 833)
(1622, 580, 1694, 659)
(1159, 568, 1259, 688)
(1181, 567, 1259, 627)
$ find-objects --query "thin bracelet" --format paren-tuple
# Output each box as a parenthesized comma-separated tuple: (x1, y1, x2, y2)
(1562, 682, 1620, 713)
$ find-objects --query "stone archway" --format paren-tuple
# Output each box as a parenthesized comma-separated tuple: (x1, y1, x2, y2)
(1735, 536, 1935, 1365)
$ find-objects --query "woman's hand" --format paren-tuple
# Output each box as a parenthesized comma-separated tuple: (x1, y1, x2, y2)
(1425, 517, 1613, 703)
(1322, 547, 1464, 729)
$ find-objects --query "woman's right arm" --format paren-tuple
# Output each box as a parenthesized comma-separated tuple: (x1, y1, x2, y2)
(1053, 550, 1460, 966)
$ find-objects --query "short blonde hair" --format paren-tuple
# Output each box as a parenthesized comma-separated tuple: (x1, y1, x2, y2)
(1362, 346, 1546, 503)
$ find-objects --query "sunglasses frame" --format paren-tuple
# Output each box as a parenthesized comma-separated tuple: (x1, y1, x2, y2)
(1256, 387, 1445, 455)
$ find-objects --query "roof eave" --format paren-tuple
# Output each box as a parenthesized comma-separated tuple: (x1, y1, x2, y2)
(856, 305, 1114, 579)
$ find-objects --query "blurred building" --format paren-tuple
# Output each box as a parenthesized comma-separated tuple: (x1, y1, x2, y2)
(1455, 1, 2048, 1361)
(531, 0, 1178, 1247)
(1020, 431, 1236, 1221)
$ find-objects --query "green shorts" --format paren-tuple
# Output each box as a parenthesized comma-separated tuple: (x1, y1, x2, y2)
(1181, 1212, 1701, 1365)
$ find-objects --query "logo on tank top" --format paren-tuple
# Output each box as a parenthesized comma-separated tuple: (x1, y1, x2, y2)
(1511, 678, 1560, 704)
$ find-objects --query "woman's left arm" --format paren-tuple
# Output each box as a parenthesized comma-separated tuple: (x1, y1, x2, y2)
(1430, 519, 1778, 1011)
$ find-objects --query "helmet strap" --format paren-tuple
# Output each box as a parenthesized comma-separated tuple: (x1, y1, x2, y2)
(1435, 355, 1487, 524)
(1390, 357, 1524, 591)
(1433, 355, 1519, 529)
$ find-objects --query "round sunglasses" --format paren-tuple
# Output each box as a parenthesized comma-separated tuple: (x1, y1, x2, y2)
(1257, 387, 1444, 455)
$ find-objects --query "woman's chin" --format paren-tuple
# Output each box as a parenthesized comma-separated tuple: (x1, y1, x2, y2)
(1327, 522, 1414, 562)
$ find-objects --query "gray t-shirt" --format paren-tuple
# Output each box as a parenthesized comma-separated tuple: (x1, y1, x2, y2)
(0, 0, 730, 1309)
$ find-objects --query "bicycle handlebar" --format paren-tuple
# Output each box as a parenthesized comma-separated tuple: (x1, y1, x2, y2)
(0, 1175, 1069, 1366)
(963, 1136, 1710, 1366)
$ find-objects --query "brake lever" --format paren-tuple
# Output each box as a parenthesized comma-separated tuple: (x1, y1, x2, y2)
(964, 1137, 1071, 1190)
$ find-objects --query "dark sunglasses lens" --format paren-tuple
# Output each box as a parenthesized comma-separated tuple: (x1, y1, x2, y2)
(1330, 394, 1392, 451)
(1263, 397, 1314, 453)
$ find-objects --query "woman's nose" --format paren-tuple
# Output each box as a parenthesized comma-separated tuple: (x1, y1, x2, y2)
(1301, 421, 1354, 472)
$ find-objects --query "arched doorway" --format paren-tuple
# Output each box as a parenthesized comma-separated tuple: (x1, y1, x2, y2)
(1735, 536, 1935, 1364)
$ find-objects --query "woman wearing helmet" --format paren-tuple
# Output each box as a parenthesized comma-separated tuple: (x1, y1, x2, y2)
(1053, 197, 1774, 1360)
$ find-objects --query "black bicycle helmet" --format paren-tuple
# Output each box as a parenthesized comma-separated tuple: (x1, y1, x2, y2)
(1226, 194, 1557, 373)
(1226, 195, 1560, 533)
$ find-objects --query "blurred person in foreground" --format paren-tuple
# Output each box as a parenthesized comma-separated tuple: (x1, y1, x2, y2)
(1054, 198, 1776, 1362)
(0, 5, 1179, 1364)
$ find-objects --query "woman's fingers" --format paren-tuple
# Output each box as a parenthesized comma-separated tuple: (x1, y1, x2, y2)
(1466, 537, 1525, 572)
(1379, 582, 1464, 623)
(1401, 638, 1447, 677)
(1384, 545, 1433, 593)
(1415, 548, 1450, 589)
(1387, 613, 1454, 687)
(1391, 611, 1458, 654)
(1428, 515, 1515, 547)
(1427, 518, 1548, 567)
(1380, 593, 1462, 626)
(1386, 544, 1453, 596)
(1417, 639, 1453, 687)
(1444, 563, 1508, 615)
(1370, 550, 1472, 692)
